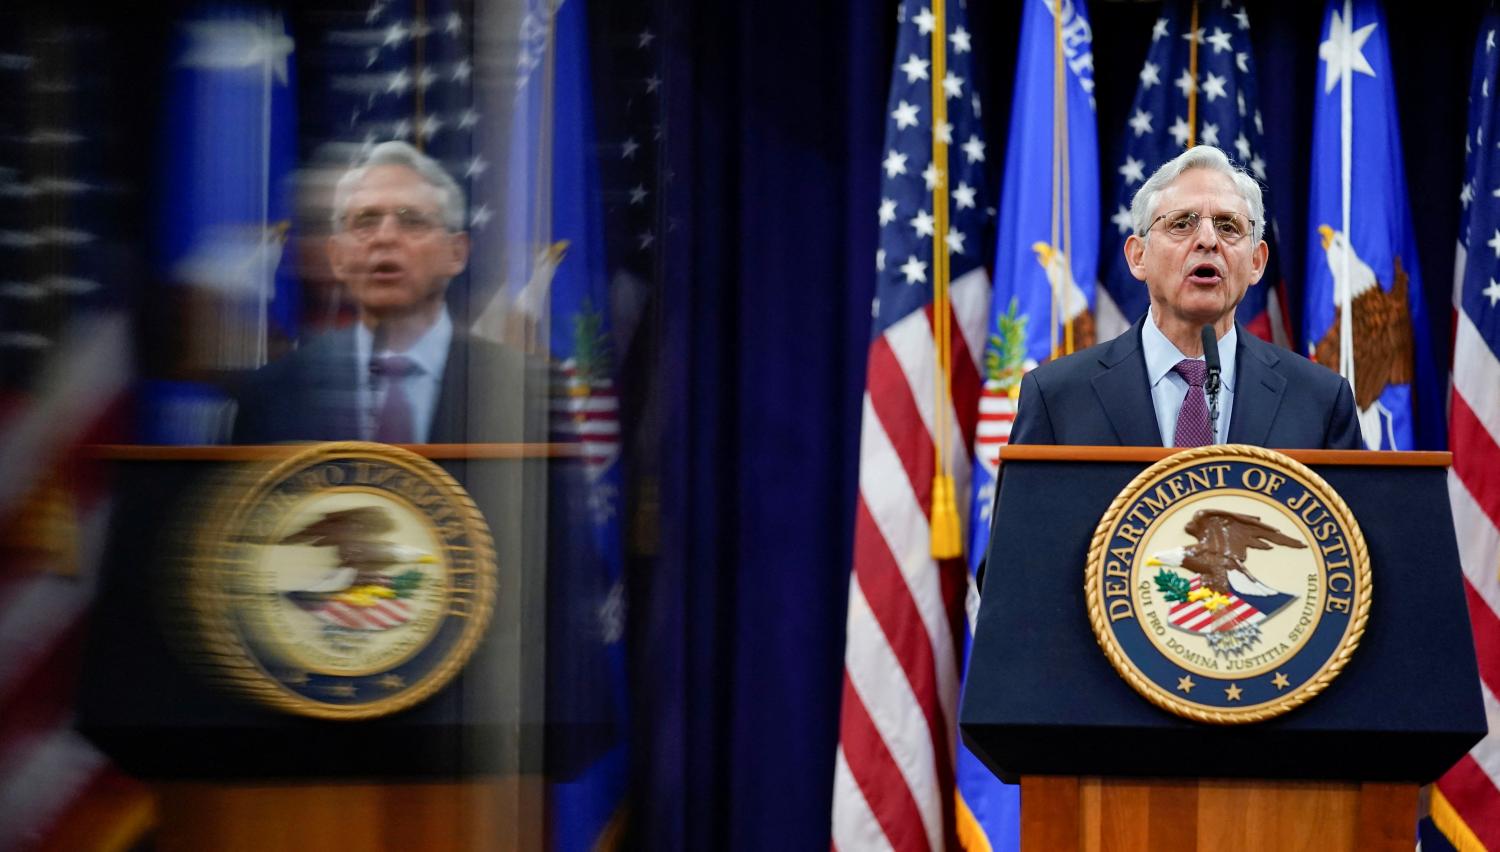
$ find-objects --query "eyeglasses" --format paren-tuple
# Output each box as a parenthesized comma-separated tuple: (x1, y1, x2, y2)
(1145, 209, 1256, 243)
(342, 206, 446, 240)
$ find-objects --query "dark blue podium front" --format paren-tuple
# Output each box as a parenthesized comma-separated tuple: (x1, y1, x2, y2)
(959, 447, 1485, 784)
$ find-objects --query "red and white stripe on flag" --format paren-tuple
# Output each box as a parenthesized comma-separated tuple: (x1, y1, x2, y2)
(1433, 303, 1500, 850)
(0, 318, 153, 850)
(833, 270, 988, 852)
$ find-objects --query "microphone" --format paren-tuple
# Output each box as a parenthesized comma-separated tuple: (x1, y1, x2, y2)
(1201, 325, 1222, 444)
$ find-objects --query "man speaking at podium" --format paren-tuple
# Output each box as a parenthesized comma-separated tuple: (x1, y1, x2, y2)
(1010, 146, 1363, 451)
(233, 141, 530, 445)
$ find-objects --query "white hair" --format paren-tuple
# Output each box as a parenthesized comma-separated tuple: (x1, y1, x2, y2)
(1129, 145, 1265, 242)
(331, 141, 466, 231)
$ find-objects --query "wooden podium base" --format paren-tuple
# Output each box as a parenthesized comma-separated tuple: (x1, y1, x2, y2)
(152, 778, 545, 852)
(1021, 776, 1417, 852)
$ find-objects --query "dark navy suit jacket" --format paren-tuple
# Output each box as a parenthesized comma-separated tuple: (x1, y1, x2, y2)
(1009, 316, 1364, 450)
(230, 327, 619, 775)
(231, 326, 540, 445)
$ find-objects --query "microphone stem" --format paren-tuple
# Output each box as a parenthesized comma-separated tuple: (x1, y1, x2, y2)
(1206, 374, 1221, 444)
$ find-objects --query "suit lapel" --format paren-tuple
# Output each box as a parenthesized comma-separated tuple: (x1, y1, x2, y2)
(1227, 326, 1287, 446)
(1091, 318, 1164, 446)
(310, 329, 361, 440)
(429, 334, 467, 444)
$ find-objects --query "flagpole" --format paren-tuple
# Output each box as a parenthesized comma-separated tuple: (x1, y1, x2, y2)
(1187, 1, 1200, 149)
(1049, 4, 1062, 360)
(257, 13, 273, 368)
(930, 0, 961, 560)
(1338, 0, 1358, 418)
(531, 2, 559, 356)
(1052, 1, 1077, 359)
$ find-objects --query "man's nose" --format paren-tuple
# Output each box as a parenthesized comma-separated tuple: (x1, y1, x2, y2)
(1192, 217, 1222, 249)
(370, 212, 402, 241)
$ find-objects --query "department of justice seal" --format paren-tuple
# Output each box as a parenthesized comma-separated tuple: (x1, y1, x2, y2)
(185, 442, 496, 719)
(1085, 445, 1369, 724)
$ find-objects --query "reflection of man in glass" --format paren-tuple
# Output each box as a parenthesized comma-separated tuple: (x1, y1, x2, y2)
(234, 142, 525, 444)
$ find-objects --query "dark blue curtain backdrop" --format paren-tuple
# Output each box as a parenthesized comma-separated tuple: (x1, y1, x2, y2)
(636, 3, 892, 850)
(631, 1, 1482, 849)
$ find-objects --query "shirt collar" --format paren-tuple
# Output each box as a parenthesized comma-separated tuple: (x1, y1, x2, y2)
(354, 308, 453, 377)
(1142, 309, 1238, 391)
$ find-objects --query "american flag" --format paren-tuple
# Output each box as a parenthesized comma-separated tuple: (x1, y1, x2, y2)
(1100, 0, 1289, 345)
(314, 0, 479, 312)
(832, 2, 989, 850)
(0, 17, 149, 851)
(318, 0, 474, 170)
(293, 589, 415, 631)
(1428, 8, 1500, 848)
(551, 361, 622, 472)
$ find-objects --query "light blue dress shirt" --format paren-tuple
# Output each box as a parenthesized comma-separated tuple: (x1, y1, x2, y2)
(1141, 311, 1237, 447)
(355, 309, 452, 443)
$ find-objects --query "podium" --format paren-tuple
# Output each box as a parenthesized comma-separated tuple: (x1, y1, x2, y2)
(959, 446, 1487, 852)
(75, 442, 607, 851)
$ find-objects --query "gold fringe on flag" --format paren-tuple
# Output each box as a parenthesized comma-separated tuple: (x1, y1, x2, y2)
(929, 0, 961, 560)
(1429, 785, 1489, 852)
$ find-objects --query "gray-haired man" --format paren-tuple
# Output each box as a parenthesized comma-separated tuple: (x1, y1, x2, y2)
(1008, 145, 1362, 450)
(234, 142, 527, 445)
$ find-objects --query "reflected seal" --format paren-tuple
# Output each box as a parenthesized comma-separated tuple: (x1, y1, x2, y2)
(184, 442, 495, 719)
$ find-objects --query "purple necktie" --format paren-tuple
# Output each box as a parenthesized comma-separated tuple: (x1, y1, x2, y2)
(370, 355, 419, 443)
(1172, 358, 1214, 447)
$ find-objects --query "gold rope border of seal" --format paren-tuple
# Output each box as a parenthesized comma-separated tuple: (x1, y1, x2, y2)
(1083, 444, 1371, 725)
(183, 441, 498, 721)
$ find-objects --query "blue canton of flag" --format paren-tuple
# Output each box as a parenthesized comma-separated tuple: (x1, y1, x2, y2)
(322, 0, 474, 169)
(319, 0, 479, 263)
(1101, 1, 1284, 342)
(872, 2, 989, 335)
(1304, 0, 1443, 450)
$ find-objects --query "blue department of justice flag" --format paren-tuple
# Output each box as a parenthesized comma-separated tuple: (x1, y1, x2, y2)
(961, 1, 1101, 848)
(1100, 0, 1285, 343)
(533, 1, 631, 848)
(148, 4, 298, 443)
(969, 0, 1098, 542)
(1304, 0, 1444, 451)
(159, 5, 298, 357)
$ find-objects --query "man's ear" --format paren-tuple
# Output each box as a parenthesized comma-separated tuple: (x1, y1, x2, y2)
(446, 231, 470, 277)
(327, 234, 350, 280)
(1124, 233, 1148, 282)
(1247, 239, 1269, 286)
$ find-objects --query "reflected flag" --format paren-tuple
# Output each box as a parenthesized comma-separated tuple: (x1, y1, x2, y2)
(158, 5, 298, 362)
(148, 4, 298, 444)
(1303, 0, 1443, 451)
(319, 0, 477, 320)
(528, 2, 631, 849)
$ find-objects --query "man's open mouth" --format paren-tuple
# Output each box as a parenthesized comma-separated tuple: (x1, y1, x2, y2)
(371, 260, 403, 278)
(1187, 263, 1222, 284)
